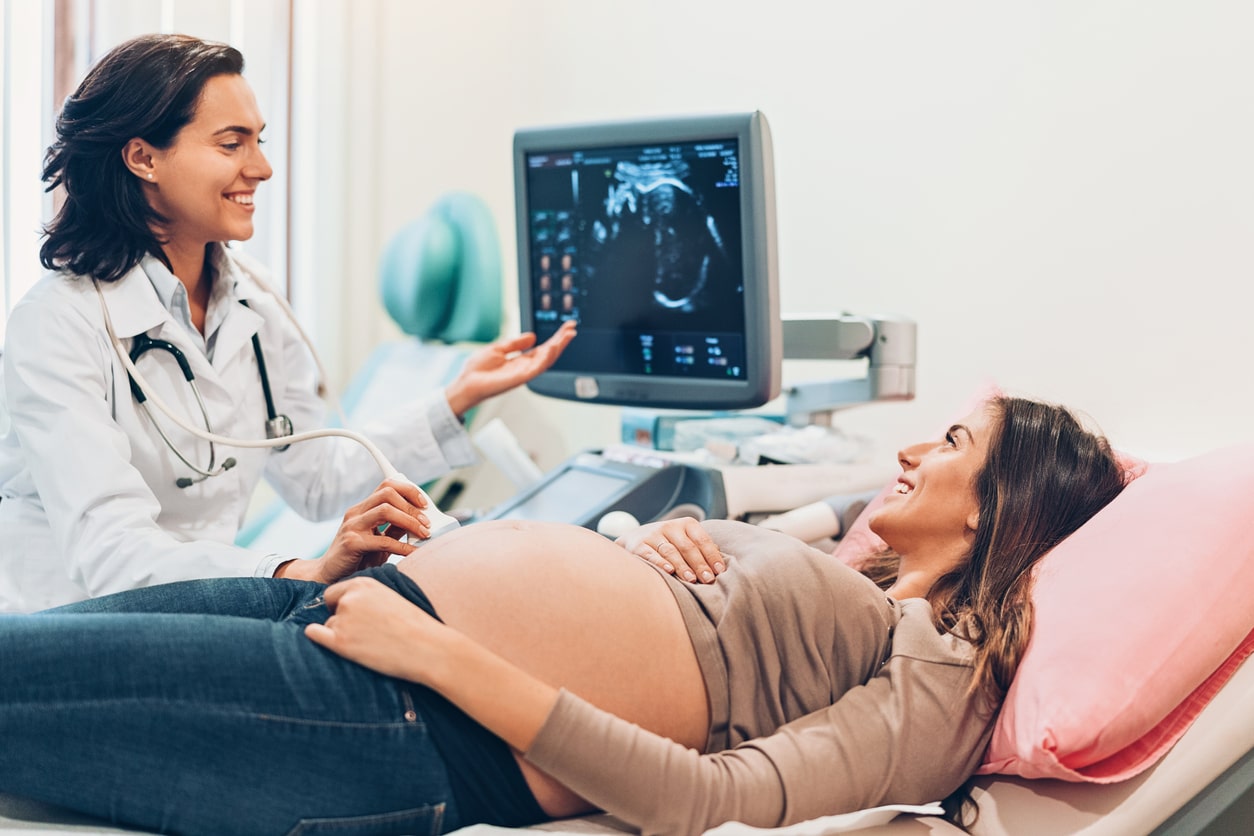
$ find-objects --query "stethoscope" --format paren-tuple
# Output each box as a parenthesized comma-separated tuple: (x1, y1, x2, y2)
(126, 302, 294, 488)
(93, 277, 404, 488)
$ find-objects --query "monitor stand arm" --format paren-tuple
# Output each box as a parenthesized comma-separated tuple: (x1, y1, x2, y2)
(782, 314, 917, 426)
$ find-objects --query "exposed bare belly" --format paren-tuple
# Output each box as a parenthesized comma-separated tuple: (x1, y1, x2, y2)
(397, 519, 709, 818)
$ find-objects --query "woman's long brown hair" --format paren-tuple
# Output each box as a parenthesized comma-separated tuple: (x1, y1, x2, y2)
(858, 396, 1128, 828)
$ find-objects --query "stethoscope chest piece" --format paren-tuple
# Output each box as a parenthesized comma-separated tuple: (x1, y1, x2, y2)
(266, 414, 293, 452)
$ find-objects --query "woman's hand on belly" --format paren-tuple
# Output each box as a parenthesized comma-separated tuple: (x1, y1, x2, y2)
(401, 520, 711, 753)
(314, 521, 713, 817)
(304, 575, 561, 754)
(616, 517, 726, 584)
(305, 576, 448, 682)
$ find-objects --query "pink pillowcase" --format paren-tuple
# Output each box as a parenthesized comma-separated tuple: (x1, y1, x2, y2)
(832, 405, 1254, 782)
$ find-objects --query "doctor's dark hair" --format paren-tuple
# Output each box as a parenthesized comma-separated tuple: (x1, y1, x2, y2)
(39, 34, 244, 283)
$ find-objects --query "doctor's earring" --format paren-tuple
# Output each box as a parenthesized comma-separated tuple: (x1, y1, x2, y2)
(146, 173, 154, 180)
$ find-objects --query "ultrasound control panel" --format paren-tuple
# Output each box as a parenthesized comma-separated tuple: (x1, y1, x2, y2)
(479, 449, 727, 534)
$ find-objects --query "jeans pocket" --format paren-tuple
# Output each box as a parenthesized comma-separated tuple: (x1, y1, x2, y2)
(283, 802, 446, 836)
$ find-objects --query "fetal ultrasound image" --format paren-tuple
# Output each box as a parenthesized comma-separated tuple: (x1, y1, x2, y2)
(525, 139, 748, 378)
(580, 157, 741, 333)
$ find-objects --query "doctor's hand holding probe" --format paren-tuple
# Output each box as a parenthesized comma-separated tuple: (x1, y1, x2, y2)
(0, 33, 576, 613)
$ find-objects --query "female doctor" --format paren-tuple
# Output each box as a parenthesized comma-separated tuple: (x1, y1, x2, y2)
(0, 33, 575, 613)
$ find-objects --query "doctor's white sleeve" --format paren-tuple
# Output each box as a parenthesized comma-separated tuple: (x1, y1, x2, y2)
(255, 301, 476, 520)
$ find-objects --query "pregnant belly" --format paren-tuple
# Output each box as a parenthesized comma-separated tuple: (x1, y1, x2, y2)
(399, 519, 710, 816)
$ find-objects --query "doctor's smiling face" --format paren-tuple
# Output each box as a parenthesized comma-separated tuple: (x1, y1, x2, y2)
(126, 73, 272, 256)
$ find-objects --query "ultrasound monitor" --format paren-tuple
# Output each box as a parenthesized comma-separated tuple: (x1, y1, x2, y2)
(513, 111, 781, 410)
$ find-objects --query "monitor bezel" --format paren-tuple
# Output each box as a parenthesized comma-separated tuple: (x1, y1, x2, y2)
(512, 111, 781, 410)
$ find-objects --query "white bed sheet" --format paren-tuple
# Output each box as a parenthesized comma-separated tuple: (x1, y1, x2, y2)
(452, 803, 947, 836)
(0, 801, 949, 836)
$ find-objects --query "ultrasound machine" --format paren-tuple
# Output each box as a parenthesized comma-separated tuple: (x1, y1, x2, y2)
(480, 111, 917, 534)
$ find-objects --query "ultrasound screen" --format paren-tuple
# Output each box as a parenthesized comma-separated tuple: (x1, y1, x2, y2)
(522, 137, 747, 381)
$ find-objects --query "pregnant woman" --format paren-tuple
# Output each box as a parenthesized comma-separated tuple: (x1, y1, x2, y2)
(0, 395, 1125, 836)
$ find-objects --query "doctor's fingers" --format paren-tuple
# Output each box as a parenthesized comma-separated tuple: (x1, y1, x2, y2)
(370, 479, 429, 511)
(532, 320, 577, 364)
(496, 320, 575, 365)
(497, 328, 574, 387)
(348, 489, 430, 535)
(491, 331, 539, 357)
(323, 529, 416, 576)
(352, 502, 432, 542)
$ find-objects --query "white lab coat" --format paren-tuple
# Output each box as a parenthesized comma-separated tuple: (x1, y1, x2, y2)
(0, 248, 474, 612)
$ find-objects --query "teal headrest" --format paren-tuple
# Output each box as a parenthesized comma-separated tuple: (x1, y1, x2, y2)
(379, 191, 503, 343)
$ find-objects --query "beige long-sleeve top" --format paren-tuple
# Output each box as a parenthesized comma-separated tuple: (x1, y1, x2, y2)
(525, 520, 996, 836)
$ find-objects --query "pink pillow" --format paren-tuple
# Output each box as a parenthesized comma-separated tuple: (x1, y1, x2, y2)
(830, 487, 889, 569)
(831, 400, 1254, 782)
(979, 445, 1254, 781)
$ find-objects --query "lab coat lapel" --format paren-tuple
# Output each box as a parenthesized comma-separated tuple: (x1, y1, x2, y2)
(207, 301, 265, 395)
(98, 266, 220, 386)
(100, 262, 254, 400)
(207, 254, 266, 387)
(96, 264, 173, 340)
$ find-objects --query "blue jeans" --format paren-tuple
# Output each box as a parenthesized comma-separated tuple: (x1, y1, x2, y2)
(0, 578, 463, 835)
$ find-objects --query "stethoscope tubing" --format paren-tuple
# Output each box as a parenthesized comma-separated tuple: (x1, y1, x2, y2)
(129, 333, 227, 478)
(93, 278, 404, 482)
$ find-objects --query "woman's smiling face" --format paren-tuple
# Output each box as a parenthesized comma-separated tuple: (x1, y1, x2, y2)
(868, 404, 998, 558)
(141, 73, 272, 250)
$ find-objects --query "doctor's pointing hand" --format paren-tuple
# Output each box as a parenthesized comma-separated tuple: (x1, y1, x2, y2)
(0, 33, 574, 613)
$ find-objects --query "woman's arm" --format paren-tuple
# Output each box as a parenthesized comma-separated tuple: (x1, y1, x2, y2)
(305, 580, 992, 836)
(303, 576, 558, 749)
(303, 578, 792, 831)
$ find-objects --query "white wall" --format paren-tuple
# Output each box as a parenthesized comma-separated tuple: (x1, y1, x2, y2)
(322, 0, 1253, 462)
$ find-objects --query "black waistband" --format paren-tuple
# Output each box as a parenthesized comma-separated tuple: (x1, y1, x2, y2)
(349, 564, 547, 828)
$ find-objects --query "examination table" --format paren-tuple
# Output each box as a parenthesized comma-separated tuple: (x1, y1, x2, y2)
(6, 432, 1254, 836)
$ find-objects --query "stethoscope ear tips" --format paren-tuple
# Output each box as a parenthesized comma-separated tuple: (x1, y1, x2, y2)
(175, 458, 238, 489)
